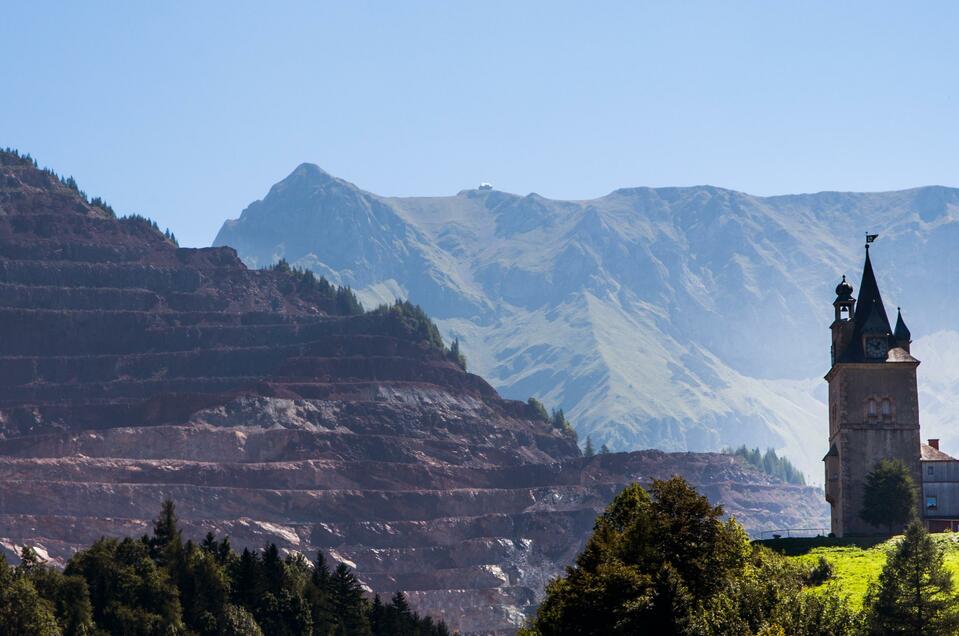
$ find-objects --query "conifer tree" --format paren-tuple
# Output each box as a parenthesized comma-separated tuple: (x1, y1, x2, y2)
(201, 532, 218, 555)
(232, 548, 261, 609)
(448, 338, 467, 370)
(150, 499, 183, 561)
(866, 520, 959, 634)
(260, 543, 285, 593)
(584, 436, 595, 457)
(308, 552, 336, 634)
(331, 563, 372, 635)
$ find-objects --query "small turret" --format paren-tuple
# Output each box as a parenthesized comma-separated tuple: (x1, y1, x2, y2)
(894, 307, 912, 352)
(833, 275, 855, 322)
(831, 275, 856, 365)
(835, 275, 854, 301)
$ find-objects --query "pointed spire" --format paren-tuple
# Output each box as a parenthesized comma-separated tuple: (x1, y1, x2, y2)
(855, 246, 892, 336)
(833, 244, 896, 363)
(894, 307, 912, 343)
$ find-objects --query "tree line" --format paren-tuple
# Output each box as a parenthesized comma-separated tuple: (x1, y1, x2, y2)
(269, 259, 365, 316)
(0, 501, 450, 636)
(265, 263, 469, 372)
(520, 473, 959, 635)
(368, 299, 467, 370)
(724, 445, 806, 485)
(1, 148, 181, 246)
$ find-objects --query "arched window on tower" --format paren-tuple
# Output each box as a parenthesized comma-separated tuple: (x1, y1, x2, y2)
(867, 399, 877, 418)
(840, 305, 850, 321)
(881, 398, 892, 418)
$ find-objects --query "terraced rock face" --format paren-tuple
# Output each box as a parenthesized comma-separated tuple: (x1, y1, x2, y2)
(0, 152, 827, 635)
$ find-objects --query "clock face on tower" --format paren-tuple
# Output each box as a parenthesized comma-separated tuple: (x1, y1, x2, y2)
(865, 337, 888, 359)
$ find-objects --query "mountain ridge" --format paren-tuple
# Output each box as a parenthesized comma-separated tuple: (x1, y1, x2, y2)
(215, 165, 959, 480)
(0, 149, 828, 634)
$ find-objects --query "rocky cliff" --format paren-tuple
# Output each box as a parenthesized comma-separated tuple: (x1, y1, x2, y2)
(0, 151, 827, 634)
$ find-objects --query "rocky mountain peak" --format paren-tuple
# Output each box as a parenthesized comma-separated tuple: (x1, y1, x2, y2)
(215, 167, 959, 479)
(0, 153, 828, 634)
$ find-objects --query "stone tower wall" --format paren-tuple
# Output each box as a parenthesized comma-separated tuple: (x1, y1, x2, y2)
(828, 364, 921, 536)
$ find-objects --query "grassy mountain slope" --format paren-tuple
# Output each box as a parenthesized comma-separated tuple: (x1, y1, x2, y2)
(215, 168, 959, 480)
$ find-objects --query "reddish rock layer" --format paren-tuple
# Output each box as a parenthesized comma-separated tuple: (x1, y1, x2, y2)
(0, 152, 827, 634)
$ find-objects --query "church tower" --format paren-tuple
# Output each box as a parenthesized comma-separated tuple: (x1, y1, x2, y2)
(824, 244, 921, 536)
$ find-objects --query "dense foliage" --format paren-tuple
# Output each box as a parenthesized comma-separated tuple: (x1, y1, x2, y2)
(370, 300, 444, 349)
(522, 477, 959, 635)
(0, 500, 450, 636)
(520, 477, 863, 635)
(860, 459, 918, 534)
(724, 445, 806, 485)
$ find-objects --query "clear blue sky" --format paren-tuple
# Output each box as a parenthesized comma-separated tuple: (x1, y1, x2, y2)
(3, 2, 957, 247)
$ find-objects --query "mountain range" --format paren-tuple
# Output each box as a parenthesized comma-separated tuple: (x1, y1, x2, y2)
(0, 150, 826, 634)
(215, 166, 959, 480)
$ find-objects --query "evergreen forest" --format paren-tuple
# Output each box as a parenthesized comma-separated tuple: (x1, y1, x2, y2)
(725, 445, 807, 485)
(0, 501, 450, 636)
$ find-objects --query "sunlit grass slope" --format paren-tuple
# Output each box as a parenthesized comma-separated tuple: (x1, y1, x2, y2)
(785, 534, 959, 609)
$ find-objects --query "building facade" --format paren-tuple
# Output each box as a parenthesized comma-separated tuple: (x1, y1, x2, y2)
(823, 246, 959, 535)
(922, 439, 959, 532)
(824, 246, 922, 536)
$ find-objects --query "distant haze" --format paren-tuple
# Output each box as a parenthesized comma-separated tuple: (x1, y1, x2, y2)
(3, 2, 959, 247)
(215, 164, 959, 481)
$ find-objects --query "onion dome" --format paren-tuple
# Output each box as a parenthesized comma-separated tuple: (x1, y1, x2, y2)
(894, 307, 912, 343)
(835, 275, 854, 300)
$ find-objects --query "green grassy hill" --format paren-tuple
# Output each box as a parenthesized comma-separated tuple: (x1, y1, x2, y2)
(776, 534, 959, 609)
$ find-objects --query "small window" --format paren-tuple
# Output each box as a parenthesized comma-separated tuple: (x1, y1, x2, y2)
(881, 399, 892, 417)
(929, 465, 935, 476)
(927, 496, 938, 511)
(867, 399, 877, 417)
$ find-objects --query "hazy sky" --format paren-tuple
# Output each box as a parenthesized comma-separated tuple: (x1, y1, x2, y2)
(4, 2, 957, 247)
